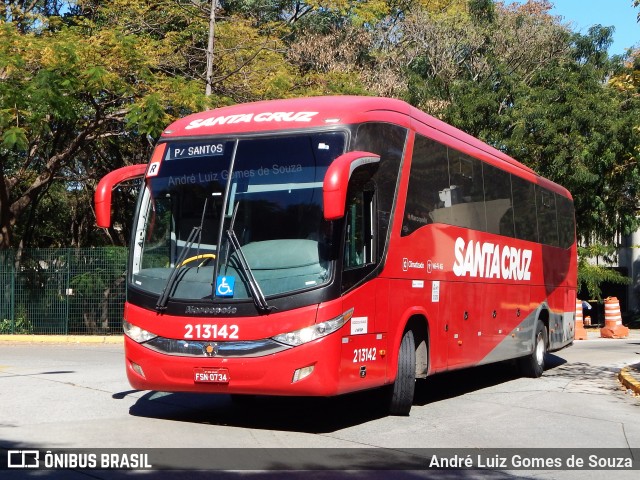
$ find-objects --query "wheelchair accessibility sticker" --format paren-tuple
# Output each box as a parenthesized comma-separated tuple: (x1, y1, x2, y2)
(216, 276, 235, 297)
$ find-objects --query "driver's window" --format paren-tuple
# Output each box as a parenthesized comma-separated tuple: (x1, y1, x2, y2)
(344, 188, 375, 269)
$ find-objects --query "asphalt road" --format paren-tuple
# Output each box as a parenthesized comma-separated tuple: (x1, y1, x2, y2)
(1, 331, 639, 479)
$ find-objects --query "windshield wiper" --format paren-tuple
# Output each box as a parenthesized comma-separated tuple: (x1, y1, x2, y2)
(156, 197, 209, 312)
(155, 225, 201, 311)
(220, 202, 274, 314)
(225, 228, 274, 314)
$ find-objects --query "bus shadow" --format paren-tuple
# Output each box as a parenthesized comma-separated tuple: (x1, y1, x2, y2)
(128, 389, 387, 434)
(413, 354, 565, 406)
(128, 355, 567, 433)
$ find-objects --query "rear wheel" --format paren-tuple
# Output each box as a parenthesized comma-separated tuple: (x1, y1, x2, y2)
(388, 329, 416, 416)
(519, 320, 547, 378)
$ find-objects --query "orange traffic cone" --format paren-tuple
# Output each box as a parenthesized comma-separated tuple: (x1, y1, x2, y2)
(574, 299, 588, 340)
(600, 297, 629, 338)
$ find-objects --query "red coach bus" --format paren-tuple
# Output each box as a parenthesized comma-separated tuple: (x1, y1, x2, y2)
(95, 96, 576, 415)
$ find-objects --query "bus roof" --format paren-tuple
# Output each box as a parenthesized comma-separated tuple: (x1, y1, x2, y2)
(161, 96, 412, 137)
(161, 96, 569, 197)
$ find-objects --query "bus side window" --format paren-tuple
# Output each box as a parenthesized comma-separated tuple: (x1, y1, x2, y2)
(402, 135, 450, 236)
(556, 195, 576, 249)
(512, 175, 539, 243)
(446, 150, 486, 231)
(483, 163, 514, 237)
(537, 186, 559, 246)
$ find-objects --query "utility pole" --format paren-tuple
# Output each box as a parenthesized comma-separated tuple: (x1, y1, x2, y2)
(205, 0, 216, 97)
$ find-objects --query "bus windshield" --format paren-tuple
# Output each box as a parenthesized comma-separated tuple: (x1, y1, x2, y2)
(130, 132, 346, 305)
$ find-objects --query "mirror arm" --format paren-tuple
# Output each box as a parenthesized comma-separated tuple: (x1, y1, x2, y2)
(95, 164, 148, 228)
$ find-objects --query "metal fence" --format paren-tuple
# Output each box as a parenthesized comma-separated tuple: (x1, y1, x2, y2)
(0, 248, 128, 335)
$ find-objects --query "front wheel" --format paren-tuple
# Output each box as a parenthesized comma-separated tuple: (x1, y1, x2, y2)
(388, 329, 416, 416)
(519, 320, 547, 378)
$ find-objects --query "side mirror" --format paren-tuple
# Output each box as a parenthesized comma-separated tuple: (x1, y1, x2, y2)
(95, 164, 147, 228)
(323, 151, 380, 220)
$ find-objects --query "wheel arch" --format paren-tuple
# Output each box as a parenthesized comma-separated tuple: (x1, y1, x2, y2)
(536, 306, 550, 348)
(388, 308, 430, 381)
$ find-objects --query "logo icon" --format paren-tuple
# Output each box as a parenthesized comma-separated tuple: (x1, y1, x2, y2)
(204, 343, 220, 357)
(402, 258, 425, 271)
(146, 161, 161, 177)
(216, 276, 235, 297)
(8, 450, 39, 469)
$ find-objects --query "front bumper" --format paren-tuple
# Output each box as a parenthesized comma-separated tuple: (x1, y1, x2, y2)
(124, 333, 344, 396)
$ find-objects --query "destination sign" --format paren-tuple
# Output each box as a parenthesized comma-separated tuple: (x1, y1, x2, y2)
(168, 142, 226, 160)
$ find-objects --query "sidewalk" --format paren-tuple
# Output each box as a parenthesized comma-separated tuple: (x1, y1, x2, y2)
(581, 328, 640, 396)
(0, 334, 123, 344)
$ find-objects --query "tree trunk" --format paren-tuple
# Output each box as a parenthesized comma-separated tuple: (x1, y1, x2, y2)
(205, 0, 216, 97)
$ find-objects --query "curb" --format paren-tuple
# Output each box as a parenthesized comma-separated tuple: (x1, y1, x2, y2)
(0, 335, 123, 344)
(619, 364, 640, 396)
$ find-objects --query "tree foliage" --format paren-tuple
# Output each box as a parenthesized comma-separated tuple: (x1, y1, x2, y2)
(0, 0, 639, 259)
(0, 1, 208, 249)
(401, 2, 640, 245)
(577, 244, 630, 301)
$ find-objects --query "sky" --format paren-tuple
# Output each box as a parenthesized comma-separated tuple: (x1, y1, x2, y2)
(507, 1, 639, 56)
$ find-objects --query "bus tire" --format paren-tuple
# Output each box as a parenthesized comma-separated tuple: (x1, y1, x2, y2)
(388, 329, 416, 416)
(519, 320, 547, 378)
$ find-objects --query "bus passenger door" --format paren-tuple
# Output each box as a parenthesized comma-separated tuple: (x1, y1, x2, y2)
(338, 185, 387, 391)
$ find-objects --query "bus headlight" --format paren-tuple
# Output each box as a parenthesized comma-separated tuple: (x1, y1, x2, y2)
(123, 321, 157, 343)
(272, 308, 353, 347)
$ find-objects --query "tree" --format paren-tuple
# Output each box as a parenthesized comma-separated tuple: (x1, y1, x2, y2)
(2, 0, 329, 249)
(402, 2, 639, 246)
(385, 2, 640, 305)
(285, 0, 470, 99)
(400, 1, 568, 114)
(496, 27, 640, 245)
(2, 0, 639, 255)
(609, 47, 640, 164)
(0, 2, 212, 249)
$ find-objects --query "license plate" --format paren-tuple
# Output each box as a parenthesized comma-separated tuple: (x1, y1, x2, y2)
(194, 368, 230, 384)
